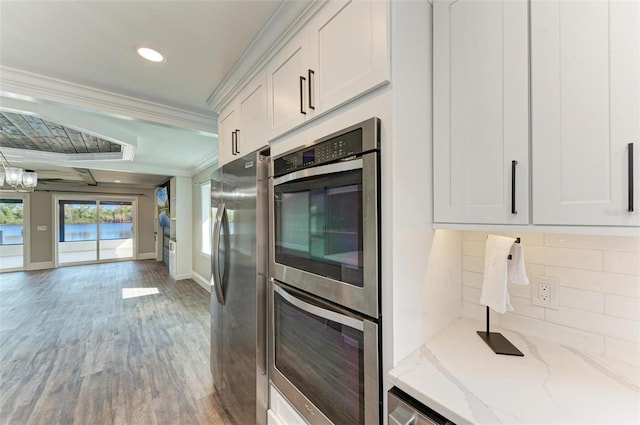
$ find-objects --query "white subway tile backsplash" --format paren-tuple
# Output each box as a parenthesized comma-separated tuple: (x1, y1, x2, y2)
(525, 263, 545, 279)
(506, 296, 545, 320)
(508, 282, 531, 299)
(462, 231, 489, 242)
(545, 266, 640, 297)
(545, 234, 640, 252)
(558, 287, 604, 313)
(462, 255, 484, 273)
(605, 295, 640, 321)
(604, 251, 640, 275)
(545, 307, 640, 343)
(525, 246, 603, 271)
(462, 301, 500, 324)
(462, 286, 481, 304)
(461, 231, 544, 246)
(462, 240, 485, 257)
(460, 231, 639, 365)
(516, 233, 545, 246)
(462, 271, 483, 288)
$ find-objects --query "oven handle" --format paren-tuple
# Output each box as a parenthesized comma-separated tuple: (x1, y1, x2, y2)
(272, 280, 364, 331)
(272, 158, 363, 186)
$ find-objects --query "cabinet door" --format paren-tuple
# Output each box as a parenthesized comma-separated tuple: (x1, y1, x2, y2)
(308, 0, 390, 113)
(238, 72, 267, 155)
(433, 0, 529, 224)
(218, 104, 239, 167)
(531, 0, 639, 226)
(266, 30, 310, 140)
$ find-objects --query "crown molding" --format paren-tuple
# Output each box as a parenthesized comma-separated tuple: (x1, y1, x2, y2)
(0, 67, 217, 134)
(206, 0, 326, 112)
(191, 151, 218, 176)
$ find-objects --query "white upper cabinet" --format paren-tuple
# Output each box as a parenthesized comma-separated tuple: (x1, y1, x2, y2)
(238, 73, 267, 156)
(266, 30, 311, 140)
(433, 0, 529, 224)
(308, 0, 390, 114)
(218, 103, 239, 167)
(531, 0, 639, 226)
(267, 0, 390, 140)
(218, 73, 267, 166)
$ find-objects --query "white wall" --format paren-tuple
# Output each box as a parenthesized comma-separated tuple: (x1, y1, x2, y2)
(171, 176, 193, 280)
(389, 0, 462, 366)
(191, 164, 217, 291)
(461, 231, 640, 366)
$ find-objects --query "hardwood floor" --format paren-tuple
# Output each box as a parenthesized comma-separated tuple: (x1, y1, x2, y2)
(0, 260, 232, 425)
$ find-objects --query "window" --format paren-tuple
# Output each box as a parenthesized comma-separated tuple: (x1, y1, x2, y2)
(201, 181, 211, 256)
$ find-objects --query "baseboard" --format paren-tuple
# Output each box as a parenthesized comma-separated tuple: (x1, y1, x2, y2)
(137, 252, 157, 260)
(191, 271, 212, 293)
(26, 261, 54, 271)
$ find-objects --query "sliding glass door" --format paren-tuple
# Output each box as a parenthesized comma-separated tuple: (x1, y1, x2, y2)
(59, 201, 98, 264)
(99, 202, 133, 260)
(0, 197, 26, 271)
(58, 198, 135, 265)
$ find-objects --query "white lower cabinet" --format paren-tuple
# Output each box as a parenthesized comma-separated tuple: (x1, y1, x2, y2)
(531, 0, 639, 226)
(268, 385, 309, 425)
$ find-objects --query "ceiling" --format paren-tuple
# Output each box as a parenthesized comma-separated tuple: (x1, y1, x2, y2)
(0, 0, 300, 188)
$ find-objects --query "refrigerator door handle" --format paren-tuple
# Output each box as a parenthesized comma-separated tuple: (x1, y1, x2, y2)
(212, 202, 226, 305)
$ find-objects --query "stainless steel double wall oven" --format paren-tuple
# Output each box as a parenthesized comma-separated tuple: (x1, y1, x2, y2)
(269, 118, 382, 425)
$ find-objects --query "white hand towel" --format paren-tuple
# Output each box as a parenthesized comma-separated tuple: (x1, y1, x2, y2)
(507, 243, 529, 285)
(480, 235, 516, 314)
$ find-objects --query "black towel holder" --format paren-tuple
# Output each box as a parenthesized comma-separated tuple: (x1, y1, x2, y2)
(476, 237, 524, 356)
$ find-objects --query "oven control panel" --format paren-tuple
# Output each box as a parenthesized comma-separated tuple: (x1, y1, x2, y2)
(273, 128, 364, 177)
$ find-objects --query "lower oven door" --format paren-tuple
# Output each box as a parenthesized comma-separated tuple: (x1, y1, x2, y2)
(269, 279, 380, 425)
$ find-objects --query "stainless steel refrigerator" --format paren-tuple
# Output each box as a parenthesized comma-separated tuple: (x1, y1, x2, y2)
(210, 148, 269, 425)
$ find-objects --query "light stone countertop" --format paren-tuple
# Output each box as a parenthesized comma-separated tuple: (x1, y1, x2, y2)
(389, 318, 640, 424)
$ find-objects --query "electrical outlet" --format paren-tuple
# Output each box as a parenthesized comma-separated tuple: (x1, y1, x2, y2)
(531, 276, 559, 310)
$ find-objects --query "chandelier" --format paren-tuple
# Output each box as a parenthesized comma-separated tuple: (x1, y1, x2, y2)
(0, 150, 38, 192)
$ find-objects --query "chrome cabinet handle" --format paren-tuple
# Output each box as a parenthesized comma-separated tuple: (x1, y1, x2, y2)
(299, 75, 306, 115)
(511, 160, 518, 215)
(629, 143, 634, 212)
(308, 69, 315, 110)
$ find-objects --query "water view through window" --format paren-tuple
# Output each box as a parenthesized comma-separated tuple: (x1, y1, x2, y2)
(58, 200, 133, 264)
(0, 198, 25, 270)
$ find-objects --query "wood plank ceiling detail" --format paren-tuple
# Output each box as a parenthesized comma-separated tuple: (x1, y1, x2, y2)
(0, 112, 121, 154)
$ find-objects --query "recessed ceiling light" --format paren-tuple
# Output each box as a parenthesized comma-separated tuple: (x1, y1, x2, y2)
(114, 180, 122, 183)
(136, 46, 165, 63)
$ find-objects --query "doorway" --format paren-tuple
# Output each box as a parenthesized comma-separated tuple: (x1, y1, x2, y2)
(55, 196, 137, 266)
(0, 194, 29, 272)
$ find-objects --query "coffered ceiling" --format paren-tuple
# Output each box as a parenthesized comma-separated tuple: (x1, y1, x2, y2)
(0, 112, 121, 155)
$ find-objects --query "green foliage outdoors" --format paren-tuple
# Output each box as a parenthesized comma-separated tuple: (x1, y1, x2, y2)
(0, 203, 133, 225)
(0, 203, 23, 225)
(64, 205, 133, 224)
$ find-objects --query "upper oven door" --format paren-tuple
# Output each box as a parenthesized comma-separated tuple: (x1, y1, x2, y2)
(270, 152, 379, 318)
